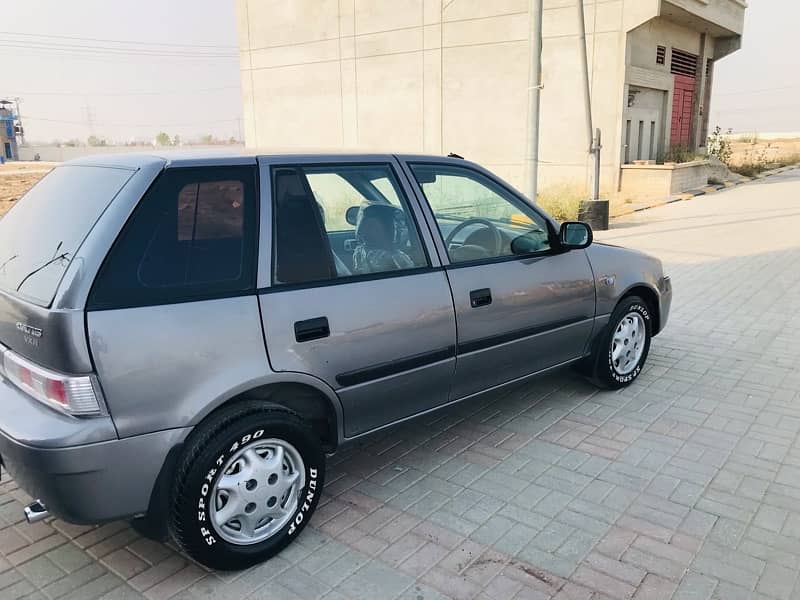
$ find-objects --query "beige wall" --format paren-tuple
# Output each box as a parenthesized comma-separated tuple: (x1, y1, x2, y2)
(237, 0, 743, 195)
(619, 161, 710, 200)
(664, 0, 746, 37)
(237, 0, 535, 188)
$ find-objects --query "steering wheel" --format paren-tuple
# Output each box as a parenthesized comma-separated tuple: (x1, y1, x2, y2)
(444, 218, 503, 257)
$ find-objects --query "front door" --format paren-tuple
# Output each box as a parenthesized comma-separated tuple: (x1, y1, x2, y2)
(671, 74, 696, 147)
(257, 157, 456, 438)
(404, 161, 596, 401)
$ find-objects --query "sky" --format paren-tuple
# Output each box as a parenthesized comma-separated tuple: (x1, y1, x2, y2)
(1, 0, 242, 144)
(709, 0, 800, 134)
(1, 1, 797, 144)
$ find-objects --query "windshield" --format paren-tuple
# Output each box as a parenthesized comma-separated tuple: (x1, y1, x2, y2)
(0, 165, 134, 307)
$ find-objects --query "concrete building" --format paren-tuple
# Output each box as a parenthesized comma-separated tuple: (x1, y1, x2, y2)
(236, 0, 746, 194)
(0, 104, 19, 162)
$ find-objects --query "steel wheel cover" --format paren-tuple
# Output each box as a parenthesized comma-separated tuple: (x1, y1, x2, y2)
(210, 438, 305, 545)
(611, 312, 646, 375)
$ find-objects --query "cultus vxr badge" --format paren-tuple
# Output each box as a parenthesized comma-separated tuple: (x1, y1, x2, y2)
(16, 322, 43, 346)
(16, 322, 43, 338)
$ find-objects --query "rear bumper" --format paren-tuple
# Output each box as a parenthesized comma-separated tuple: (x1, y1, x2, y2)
(0, 426, 190, 524)
(0, 376, 190, 524)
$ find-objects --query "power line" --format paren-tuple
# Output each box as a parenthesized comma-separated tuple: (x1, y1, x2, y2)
(713, 104, 799, 114)
(0, 31, 237, 50)
(23, 115, 242, 127)
(715, 84, 800, 97)
(0, 48, 234, 67)
(4, 86, 240, 97)
(0, 40, 237, 58)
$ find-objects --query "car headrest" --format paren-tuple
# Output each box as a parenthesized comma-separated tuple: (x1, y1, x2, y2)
(356, 204, 403, 249)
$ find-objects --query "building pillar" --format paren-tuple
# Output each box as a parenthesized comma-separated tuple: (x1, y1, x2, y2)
(691, 33, 712, 150)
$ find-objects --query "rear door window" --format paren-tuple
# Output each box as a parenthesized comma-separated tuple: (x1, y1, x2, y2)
(272, 164, 428, 285)
(88, 166, 257, 310)
(0, 165, 134, 307)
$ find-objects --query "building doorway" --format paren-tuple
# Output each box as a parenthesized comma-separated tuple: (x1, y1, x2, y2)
(671, 75, 695, 147)
(625, 87, 666, 163)
(669, 48, 699, 148)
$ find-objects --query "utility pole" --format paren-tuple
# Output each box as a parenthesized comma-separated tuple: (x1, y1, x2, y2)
(83, 98, 95, 139)
(576, 0, 607, 228)
(576, 0, 593, 152)
(524, 0, 544, 202)
(576, 0, 601, 201)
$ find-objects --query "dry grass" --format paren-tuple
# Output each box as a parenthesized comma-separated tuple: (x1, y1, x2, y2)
(727, 137, 800, 177)
(536, 185, 586, 221)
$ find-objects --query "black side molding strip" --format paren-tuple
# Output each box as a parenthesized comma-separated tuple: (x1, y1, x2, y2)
(457, 316, 592, 356)
(336, 345, 455, 387)
(335, 317, 592, 387)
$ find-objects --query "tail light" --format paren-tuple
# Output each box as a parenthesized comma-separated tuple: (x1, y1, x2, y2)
(1, 346, 103, 416)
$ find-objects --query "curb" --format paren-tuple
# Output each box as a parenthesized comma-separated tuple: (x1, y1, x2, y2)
(611, 164, 798, 219)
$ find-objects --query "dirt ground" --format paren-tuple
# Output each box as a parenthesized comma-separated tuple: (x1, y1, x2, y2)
(0, 162, 56, 217)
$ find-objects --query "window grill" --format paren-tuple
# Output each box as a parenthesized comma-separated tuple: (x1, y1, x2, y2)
(671, 48, 698, 77)
(656, 46, 666, 65)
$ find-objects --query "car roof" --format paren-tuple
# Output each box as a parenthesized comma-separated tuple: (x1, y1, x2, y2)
(63, 149, 468, 170)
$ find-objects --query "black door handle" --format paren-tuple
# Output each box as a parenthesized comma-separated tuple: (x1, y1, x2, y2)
(469, 288, 492, 308)
(294, 317, 330, 342)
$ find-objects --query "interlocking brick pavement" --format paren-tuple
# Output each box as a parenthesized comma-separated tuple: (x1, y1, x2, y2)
(1, 167, 800, 599)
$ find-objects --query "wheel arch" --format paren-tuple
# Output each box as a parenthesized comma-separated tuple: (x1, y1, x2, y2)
(619, 283, 661, 335)
(133, 375, 342, 539)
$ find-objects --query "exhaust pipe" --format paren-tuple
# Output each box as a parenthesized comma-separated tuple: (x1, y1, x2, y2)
(24, 500, 49, 523)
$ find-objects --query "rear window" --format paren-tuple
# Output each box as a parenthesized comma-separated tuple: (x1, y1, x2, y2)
(0, 165, 134, 307)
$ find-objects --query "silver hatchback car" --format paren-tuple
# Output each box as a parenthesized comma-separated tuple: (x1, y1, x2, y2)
(0, 151, 671, 569)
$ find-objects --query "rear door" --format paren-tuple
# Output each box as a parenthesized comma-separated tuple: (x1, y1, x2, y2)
(257, 156, 456, 439)
(403, 161, 596, 401)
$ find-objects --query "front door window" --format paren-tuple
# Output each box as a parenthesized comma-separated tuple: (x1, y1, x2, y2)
(409, 164, 551, 264)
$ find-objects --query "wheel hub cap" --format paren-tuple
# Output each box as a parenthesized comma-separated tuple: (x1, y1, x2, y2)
(611, 312, 646, 375)
(210, 439, 305, 545)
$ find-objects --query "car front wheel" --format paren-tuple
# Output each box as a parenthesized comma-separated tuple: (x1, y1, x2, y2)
(169, 402, 325, 570)
(591, 296, 652, 389)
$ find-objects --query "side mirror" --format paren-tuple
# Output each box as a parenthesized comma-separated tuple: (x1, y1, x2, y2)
(559, 221, 593, 250)
(345, 206, 360, 226)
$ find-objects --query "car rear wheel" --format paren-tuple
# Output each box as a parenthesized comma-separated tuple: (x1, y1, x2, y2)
(169, 402, 325, 570)
(590, 296, 652, 389)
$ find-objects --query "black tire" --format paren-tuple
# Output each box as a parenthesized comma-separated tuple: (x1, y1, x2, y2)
(590, 296, 652, 390)
(169, 402, 325, 571)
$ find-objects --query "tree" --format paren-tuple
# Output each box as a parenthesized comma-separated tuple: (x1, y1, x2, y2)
(200, 134, 214, 145)
(87, 135, 107, 147)
(172, 134, 181, 147)
(155, 132, 171, 146)
(228, 136, 237, 145)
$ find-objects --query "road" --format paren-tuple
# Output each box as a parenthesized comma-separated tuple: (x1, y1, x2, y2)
(1, 168, 799, 599)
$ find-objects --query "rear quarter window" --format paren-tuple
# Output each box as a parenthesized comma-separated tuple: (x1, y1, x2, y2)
(0, 165, 134, 307)
(88, 166, 258, 310)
